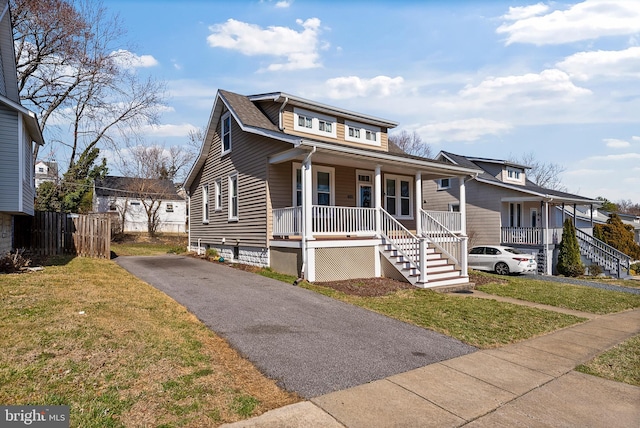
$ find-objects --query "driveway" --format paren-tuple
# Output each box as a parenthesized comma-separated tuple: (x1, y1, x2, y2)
(116, 255, 476, 398)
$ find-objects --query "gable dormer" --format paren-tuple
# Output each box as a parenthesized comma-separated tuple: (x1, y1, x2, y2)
(502, 165, 526, 185)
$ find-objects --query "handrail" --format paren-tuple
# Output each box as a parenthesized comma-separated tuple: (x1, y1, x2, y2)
(423, 210, 462, 233)
(312, 205, 376, 235)
(421, 209, 463, 268)
(379, 208, 420, 270)
(272, 206, 301, 236)
(575, 228, 631, 278)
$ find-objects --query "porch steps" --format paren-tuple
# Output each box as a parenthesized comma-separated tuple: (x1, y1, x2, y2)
(380, 243, 470, 289)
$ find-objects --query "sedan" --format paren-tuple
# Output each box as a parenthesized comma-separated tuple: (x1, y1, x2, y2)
(468, 245, 537, 275)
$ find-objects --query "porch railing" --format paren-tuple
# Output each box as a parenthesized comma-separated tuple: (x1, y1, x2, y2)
(380, 209, 420, 272)
(312, 205, 376, 235)
(423, 210, 462, 233)
(575, 228, 631, 278)
(421, 209, 465, 270)
(273, 206, 301, 236)
(501, 227, 542, 245)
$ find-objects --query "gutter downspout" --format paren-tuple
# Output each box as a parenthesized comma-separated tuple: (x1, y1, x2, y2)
(299, 146, 316, 281)
(278, 96, 289, 131)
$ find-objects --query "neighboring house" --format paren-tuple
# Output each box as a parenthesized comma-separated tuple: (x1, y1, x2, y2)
(34, 160, 58, 188)
(93, 176, 187, 234)
(563, 205, 640, 248)
(184, 90, 481, 288)
(0, 0, 45, 253)
(427, 151, 632, 277)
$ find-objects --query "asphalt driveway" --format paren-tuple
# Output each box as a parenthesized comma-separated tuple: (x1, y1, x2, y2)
(115, 255, 476, 398)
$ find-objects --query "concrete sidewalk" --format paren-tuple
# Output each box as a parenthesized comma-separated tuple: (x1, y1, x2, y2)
(223, 308, 640, 427)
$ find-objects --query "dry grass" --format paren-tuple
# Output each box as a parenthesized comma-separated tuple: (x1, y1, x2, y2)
(0, 257, 298, 427)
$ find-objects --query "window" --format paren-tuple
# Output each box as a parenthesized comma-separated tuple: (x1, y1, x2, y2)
(109, 204, 117, 211)
(298, 114, 312, 128)
(470, 247, 485, 255)
(38, 167, 44, 173)
(214, 179, 222, 211)
(449, 203, 460, 212)
(221, 112, 232, 154)
(385, 175, 412, 218)
(506, 167, 522, 181)
(228, 174, 238, 221)
(202, 184, 209, 222)
(438, 178, 451, 190)
(293, 107, 336, 138)
(345, 120, 381, 146)
(318, 120, 332, 133)
(130, 201, 141, 206)
(510, 203, 522, 227)
(293, 163, 335, 206)
(166, 203, 174, 213)
(365, 130, 376, 142)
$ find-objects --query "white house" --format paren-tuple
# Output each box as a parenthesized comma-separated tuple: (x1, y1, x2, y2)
(34, 160, 58, 188)
(93, 176, 186, 234)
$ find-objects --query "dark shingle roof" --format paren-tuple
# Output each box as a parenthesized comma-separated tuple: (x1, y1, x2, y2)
(219, 90, 279, 132)
(95, 176, 182, 199)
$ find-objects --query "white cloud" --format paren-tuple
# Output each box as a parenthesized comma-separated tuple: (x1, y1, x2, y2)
(497, 0, 640, 45)
(633, 136, 640, 141)
(207, 18, 323, 71)
(415, 118, 512, 143)
(275, 0, 292, 8)
(586, 152, 640, 161)
(325, 76, 404, 99)
(604, 138, 631, 148)
(557, 47, 640, 80)
(501, 3, 549, 20)
(457, 69, 591, 106)
(111, 49, 159, 69)
(141, 123, 199, 138)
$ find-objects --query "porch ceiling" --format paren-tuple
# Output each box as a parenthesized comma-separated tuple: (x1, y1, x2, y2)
(270, 142, 480, 179)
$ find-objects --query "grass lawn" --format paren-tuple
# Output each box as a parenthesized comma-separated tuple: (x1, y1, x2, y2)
(0, 257, 298, 427)
(474, 272, 640, 314)
(111, 233, 187, 257)
(576, 334, 640, 387)
(301, 283, 585, 349)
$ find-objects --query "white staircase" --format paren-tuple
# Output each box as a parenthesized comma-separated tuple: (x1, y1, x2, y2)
(379, 209, 469, 289)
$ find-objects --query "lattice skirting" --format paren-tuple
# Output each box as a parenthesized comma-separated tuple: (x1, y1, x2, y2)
(314, 246, 376, 282)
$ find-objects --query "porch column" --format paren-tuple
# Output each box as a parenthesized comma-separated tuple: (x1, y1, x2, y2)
(415, 172, 422, 236)
(544, 200, 552, 275)
(459, 176, 467, 235)
(302, 158, 314, 241)
(374, 165, 382, 236)
(573, 203, 577, 227)
(590, 204, 594, 229)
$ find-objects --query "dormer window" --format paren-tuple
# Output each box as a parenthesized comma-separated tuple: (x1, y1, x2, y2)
(506, 166, 523, 182)
(345, 120, 381, 146)
(293, 107, 337, 138)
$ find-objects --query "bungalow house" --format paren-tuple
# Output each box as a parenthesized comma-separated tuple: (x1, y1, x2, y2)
(93, 176, 187, 234)
(34, 160, 58, 188)
(184, 90, 481, 288)
(427, 151, 632, 278)
(0, 0, 45, 253)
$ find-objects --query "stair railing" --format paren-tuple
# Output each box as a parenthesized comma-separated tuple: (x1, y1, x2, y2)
(379, 209, 423, 278)
(420, 209, 465, 272)
(575, 229, 631, 278)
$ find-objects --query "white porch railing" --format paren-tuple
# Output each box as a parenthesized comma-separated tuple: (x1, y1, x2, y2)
(501, 227, 542, 245)
(423, 210, 462, 233)
(312, 205, 376, 235)
(273, 206, 302, 236)
(421, 209, 465, 271)
(380, 208, 422, 274)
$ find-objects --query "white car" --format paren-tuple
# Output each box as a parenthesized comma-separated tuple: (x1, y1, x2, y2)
(468, 245, 537, 275)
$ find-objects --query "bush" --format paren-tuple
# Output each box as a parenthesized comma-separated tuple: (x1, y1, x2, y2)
(557, 218, 584, 277)
(205, 248, 219, 260)
(588, 264, 603, 277)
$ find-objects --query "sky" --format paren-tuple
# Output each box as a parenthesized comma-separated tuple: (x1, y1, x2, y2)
(98, 0, 640, 204)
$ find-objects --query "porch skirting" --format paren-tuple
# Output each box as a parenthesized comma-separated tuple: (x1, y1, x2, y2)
(314, 246, 377, 282)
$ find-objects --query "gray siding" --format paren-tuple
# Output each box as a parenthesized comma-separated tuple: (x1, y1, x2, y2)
(0, 105, 19, 212)
(21, 128, 35, 215)
(189, 111, 292, 248)
(255, 100, 280, 127)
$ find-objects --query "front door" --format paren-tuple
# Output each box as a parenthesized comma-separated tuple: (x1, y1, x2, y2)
(359, 184, 372, 208)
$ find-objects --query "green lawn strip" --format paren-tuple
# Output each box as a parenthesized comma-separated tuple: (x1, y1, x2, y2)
(301, 284, 584, 349)
(576, 335, 640, 387)
(110, 242, 182, 257)
(0, 257, 297, 426)
(477, 275, 640, 314)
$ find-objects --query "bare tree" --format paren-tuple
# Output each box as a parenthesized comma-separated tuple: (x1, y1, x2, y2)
(388, 130, 433, 159)
(510, 152, 567, 191)
(11, 0, 165, 166)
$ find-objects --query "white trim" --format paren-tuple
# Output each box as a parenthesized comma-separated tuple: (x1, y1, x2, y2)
(345, 120, 381, 147)
(214, 178, 222, 211)
(437, 178, 451, 190)
(307, 239, 382, 249)
(356, 169, 374, 208)
(293, 107, 337, 139)
(18, 114, 24, 213)
(202, 184, 209, 223)
(221, 111, 232, 155)
(384, 174, 413, 219)
(293, 163, 335, 206)
(228, 173, 238, 221)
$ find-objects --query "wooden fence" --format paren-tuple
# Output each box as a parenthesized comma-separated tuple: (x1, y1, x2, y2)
(15, 212, 111, 258)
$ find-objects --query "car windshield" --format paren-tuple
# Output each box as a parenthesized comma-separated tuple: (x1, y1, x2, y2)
(504, 248, 525, 255)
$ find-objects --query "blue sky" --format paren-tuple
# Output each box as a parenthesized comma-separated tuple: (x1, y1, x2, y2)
(102, 0, 640, 203)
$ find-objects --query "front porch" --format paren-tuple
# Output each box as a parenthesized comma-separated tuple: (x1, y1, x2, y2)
(271, 204, 468, 287)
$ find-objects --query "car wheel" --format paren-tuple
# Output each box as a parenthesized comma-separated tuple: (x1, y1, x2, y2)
(495, 262, 510, 275)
